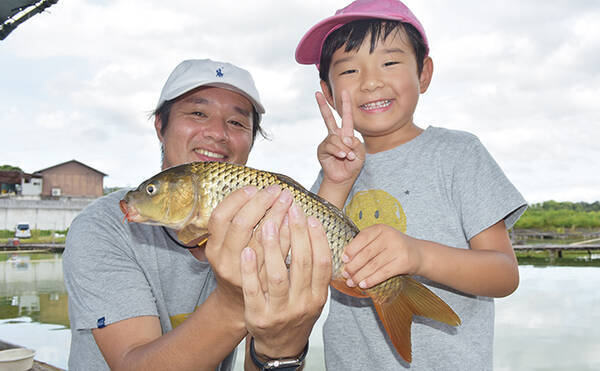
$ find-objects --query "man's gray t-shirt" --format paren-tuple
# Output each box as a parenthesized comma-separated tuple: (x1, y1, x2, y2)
(63, 189, 236, 370)
(312, 126, 526, 370)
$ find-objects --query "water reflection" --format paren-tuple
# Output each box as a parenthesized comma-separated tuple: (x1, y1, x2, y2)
(1, 253, 69, 327)
(0, 252, 70, 369)
(2, 252, 600, 370)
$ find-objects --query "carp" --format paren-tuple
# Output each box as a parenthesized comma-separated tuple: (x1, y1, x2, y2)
(119, 161, 460, 362)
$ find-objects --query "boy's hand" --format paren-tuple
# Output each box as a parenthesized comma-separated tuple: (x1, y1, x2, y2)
(341, 224, 423, 289)
(316, 90, 365, 186)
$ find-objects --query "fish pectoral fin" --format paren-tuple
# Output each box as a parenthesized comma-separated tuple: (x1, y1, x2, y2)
(371, 277, 461, 364)
(330, 279, 370, 298)
(176, 225, 209, 245)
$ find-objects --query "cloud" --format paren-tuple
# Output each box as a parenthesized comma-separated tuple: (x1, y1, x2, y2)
(0, 0, 598, 202)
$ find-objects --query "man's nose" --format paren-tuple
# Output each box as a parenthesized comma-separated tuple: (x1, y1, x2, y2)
(203, 116, 229, 142)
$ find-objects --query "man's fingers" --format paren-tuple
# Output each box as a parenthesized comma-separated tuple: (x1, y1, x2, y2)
(262, 219, 290, 306)
(288, 202, 313, 294)
(208, 186, 258, 242)
(241, 247, 265, 313)
(307, 216, 332, 298)
(316, 91, 339, 134)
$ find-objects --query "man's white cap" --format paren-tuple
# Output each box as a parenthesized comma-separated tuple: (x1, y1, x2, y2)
(156, 59, 265, 116)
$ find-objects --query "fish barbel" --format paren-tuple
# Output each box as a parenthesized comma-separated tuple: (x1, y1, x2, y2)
(120, 161, 460, 363)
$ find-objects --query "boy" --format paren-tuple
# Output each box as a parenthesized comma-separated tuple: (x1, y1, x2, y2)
(296, 0, 527, 369)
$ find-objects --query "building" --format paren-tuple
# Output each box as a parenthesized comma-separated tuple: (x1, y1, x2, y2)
(0, 171, 43, 197)
(34, 159, 106, 198)
(0, 160, 107, 230)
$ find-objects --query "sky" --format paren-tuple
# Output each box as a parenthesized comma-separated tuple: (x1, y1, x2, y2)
(1, 0, 599, 204)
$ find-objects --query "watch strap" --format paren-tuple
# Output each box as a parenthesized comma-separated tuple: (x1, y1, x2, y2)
(249, 337, 308, 370)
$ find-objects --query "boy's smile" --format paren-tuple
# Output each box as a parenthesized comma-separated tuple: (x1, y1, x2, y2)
(321, 30, 433, 153)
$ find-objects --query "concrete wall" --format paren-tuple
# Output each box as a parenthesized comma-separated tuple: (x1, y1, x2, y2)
(0, 198, 94, 230)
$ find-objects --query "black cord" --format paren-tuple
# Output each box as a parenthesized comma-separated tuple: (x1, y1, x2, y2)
(161, 226, 195, 249)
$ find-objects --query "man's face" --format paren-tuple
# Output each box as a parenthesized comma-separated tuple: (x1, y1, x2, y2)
(156, 86, 254, 169)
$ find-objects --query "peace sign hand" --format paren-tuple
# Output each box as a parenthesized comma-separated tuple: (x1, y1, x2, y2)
(315, 90, 365, 209)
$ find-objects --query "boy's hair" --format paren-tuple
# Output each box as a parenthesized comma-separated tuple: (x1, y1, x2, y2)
(319, 19, 428, 91)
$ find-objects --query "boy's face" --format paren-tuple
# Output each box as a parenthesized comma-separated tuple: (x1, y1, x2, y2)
(321, 29, 433, 151)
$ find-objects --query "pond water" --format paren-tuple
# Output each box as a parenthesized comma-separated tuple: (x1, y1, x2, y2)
(1, 252, 599, 370)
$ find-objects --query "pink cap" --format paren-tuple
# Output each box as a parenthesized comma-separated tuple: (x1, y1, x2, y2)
(295, 0, 428, 66)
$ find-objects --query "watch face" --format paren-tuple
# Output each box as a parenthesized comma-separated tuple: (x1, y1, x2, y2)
(266, 359, 303, 368)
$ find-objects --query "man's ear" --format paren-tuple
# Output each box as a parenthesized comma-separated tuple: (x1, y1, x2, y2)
(320, 80, 336, 109)
(419, 56, 434, 94)
(154, 115, 165, 143)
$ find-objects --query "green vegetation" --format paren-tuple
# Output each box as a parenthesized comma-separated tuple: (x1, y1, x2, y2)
(515, 201, 600, 230)
(0, 229, 67, 244)
(0, 164, 22, 171)
(104, 186, 126, 195)
(516, 249, 600, 267)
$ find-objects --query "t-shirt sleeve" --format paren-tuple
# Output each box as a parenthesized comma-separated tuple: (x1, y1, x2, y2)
(310, 169, 324, 194)
(63, 199, 158, 331)
(451, 137, 527, 241)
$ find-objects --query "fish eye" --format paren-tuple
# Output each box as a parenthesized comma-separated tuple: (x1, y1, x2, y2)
(374, 210, 379, 219)
(146, 184, 157, 196)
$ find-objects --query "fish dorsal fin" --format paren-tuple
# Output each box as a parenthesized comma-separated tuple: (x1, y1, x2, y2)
(176, 225, 209, 245)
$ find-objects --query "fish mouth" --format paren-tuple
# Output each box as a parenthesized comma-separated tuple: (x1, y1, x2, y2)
(194, 148, 227, 162)
(360, 99, 392, 112)
(119, 199, 142, 223)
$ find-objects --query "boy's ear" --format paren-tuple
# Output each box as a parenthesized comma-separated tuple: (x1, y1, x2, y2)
(419, 56, 434, 94)
(319, 80, 336, 108)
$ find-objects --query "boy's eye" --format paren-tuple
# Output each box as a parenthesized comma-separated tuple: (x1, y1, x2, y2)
(384, 61, 399, 67)
(340, 69, 357, 76)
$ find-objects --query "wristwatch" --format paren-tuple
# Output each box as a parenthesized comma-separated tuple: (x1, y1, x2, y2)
(249, 337, 309, 370)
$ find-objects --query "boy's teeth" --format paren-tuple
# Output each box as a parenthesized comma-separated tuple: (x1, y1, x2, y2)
(195, 149, 225, 158)
(361, 100, 391, 110)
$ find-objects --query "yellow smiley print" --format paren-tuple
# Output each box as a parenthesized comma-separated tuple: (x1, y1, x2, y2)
(345, 189, 407, 232)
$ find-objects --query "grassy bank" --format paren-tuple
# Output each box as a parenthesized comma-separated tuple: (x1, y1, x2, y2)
(0, 229, 67, 245)
(515, 201, 600, 231)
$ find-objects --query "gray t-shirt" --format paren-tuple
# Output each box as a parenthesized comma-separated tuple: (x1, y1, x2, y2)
(312, 126, 526, 370)
(63, 189, 236, 371)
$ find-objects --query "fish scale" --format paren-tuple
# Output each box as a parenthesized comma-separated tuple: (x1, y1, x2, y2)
(120, 161, 461, 363)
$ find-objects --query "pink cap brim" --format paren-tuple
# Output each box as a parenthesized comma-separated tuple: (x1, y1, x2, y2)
(295, 12, 428, 67)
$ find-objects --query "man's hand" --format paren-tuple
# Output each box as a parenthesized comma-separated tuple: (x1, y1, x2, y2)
(240, 201, 331, 359)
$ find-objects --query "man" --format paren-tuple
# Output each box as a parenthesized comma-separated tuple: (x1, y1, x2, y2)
(63, 59, 331, 370)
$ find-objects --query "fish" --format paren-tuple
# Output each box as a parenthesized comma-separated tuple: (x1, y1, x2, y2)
(119, 161, 461, 363)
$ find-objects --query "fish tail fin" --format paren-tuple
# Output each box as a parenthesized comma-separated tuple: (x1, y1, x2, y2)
(373, 297, 415, 363)
(372, 277, 461, 363)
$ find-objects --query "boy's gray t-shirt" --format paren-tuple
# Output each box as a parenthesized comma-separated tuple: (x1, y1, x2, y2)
(312, 126, 526, 370)
(63, 189, 236, 371)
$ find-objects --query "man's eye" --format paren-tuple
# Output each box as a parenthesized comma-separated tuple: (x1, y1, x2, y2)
(229, 120, 250, 129)
(192, 111, 206, 117)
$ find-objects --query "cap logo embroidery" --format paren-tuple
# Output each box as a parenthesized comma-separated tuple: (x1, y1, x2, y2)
(216, 68, 224, 78)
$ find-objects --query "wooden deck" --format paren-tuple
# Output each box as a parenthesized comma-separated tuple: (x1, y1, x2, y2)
(514, 244, 600, 262)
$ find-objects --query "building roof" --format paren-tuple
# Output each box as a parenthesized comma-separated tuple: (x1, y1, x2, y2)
(34, 159, 107, 177)
(0, 170, 42, 184)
